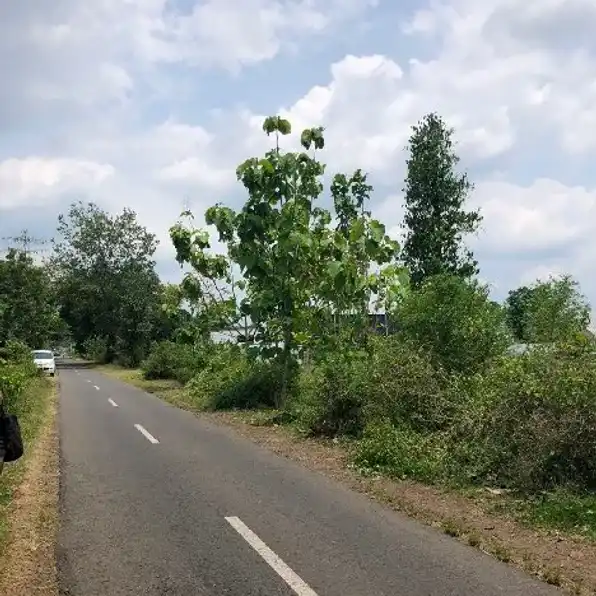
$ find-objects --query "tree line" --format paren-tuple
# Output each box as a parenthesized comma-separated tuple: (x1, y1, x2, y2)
(2, 111, 595, 509)
(1, 112, 589, 367)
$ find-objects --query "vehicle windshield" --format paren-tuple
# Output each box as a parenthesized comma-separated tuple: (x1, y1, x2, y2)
(33, 350, 54, 360)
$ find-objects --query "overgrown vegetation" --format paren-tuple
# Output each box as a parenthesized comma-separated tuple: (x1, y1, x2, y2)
(0, 340, 53, 546)
(2, 110, 595, 542)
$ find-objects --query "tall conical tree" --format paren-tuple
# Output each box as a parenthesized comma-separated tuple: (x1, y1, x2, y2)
(401, 112, 482, 287)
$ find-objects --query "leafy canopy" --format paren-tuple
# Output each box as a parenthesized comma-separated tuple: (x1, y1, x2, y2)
(171, 115, 406, 403)
(0, 248, 59, 348)
(52, 202, 162, 365)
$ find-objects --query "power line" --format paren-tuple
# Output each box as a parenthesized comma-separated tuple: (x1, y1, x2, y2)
(1, 229, 49, 256)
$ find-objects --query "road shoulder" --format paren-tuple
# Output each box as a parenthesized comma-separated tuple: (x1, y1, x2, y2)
(203, 410, 596, 595)
(0, 379, 59, 596)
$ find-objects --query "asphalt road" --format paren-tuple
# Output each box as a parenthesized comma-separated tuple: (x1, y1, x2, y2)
(58, 366, 561, 596)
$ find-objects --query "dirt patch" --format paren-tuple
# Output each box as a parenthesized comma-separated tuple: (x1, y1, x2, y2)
(0, 382, 59, 596)
(205, 411, 596, 596)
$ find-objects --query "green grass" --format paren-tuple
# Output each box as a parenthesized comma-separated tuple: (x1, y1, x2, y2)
(96, 365, 196, 410)
(0, 376, 53, 548)
(509, 490, 596, 541)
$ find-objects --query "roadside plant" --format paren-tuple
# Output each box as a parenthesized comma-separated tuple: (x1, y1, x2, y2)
(171, 116, 406, 405)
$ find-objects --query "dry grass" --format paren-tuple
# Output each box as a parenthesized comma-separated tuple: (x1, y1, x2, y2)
(0, 379, 59, 596)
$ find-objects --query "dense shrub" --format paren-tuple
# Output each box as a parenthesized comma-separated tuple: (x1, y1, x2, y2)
(396, 274, 510, 373)
(448, 340, 596, 492)
(286, 337, 454, 438)
(352, 421, 446, 482)
(286, 348, 370, 437)
(141, 341, 207, 384)
(0, 339, 34, 364)
(362, 337, 453, 433)
(186, 344, 281, 410)
(0, 340, 40, 411)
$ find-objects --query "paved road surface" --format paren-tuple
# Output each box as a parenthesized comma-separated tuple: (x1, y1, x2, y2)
(58, 366, 560, 595)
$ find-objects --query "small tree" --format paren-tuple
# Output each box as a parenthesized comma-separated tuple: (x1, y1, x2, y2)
(523, 276, 590, 343)
(402, 113, 482, 287)
(504, 285, 534, 341)
(171, 116, 404, 405)
(396, 274, 510, 373)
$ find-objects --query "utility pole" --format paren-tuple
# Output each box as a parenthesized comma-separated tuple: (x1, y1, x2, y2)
(1, 229, 48, 257)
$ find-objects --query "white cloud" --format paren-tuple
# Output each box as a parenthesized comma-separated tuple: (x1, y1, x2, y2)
(1, 0, 596, 306)
(0, 0, 377, 126)
(0, 158, 114, 209)
(472, 179, 596, 256)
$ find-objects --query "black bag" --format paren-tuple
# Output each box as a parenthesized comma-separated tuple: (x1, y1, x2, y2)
(0, 403, 24, 463)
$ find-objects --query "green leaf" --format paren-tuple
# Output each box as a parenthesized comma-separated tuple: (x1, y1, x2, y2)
(369, 220, 386, 242)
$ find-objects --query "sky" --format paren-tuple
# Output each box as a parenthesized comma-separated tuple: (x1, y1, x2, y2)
(1, 0, 595, 311)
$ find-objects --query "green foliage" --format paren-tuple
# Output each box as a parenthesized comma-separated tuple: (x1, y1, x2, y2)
(82, 336, 109, 363)
(0, 249, 59, 348)
(448, 341, 596, 492)
(402, 112, 482, 287)
(186, 345, 281, 410)
(287, 337, 451, 438)
(504, 285, 534, 341)
(353, 421, 446, 482)
(141, 341, 208, 384)
(170, 115, 404, 406)
(0, 341, 39, 411)
(396, 274, 510, 373)
(362, 337, 452, 432)
(52, 202, 162, 365)
(287, 349, 369, 437)
(524, 276, 590, 343)
(1, 339, 34, 364)
(505, 277, 590, 343)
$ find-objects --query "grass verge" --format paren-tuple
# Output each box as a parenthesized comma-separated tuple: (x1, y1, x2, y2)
(95, 364, 191, 408)
(100, 365, 596, 595)
(0, 376, 59, 595)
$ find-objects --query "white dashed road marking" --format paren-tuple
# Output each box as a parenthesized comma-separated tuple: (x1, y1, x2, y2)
(108, 398, 119, 407)
(134, 424, 159, 444)
(225, 516, 318, 596)
(94, 385, 100, 390)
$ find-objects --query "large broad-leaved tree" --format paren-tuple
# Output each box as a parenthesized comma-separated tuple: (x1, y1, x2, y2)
(52, 202, 161, 365)
(171, 116, 405, 405)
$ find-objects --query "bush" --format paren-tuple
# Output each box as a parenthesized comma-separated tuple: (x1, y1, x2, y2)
(141, 341, 207, 384)
(83, 336, 109, 363)
(0, 339, 33, 364)
(448, 340, 596, 492)
(396, 274, 510, 373)
(362, 337, 453, 432)
(352, 421, 446, 482)
(286, 348, 369, 437)
(0, 341, 39, 411)
(186, 344, 281, 410)
(286, 338, 454, 438)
